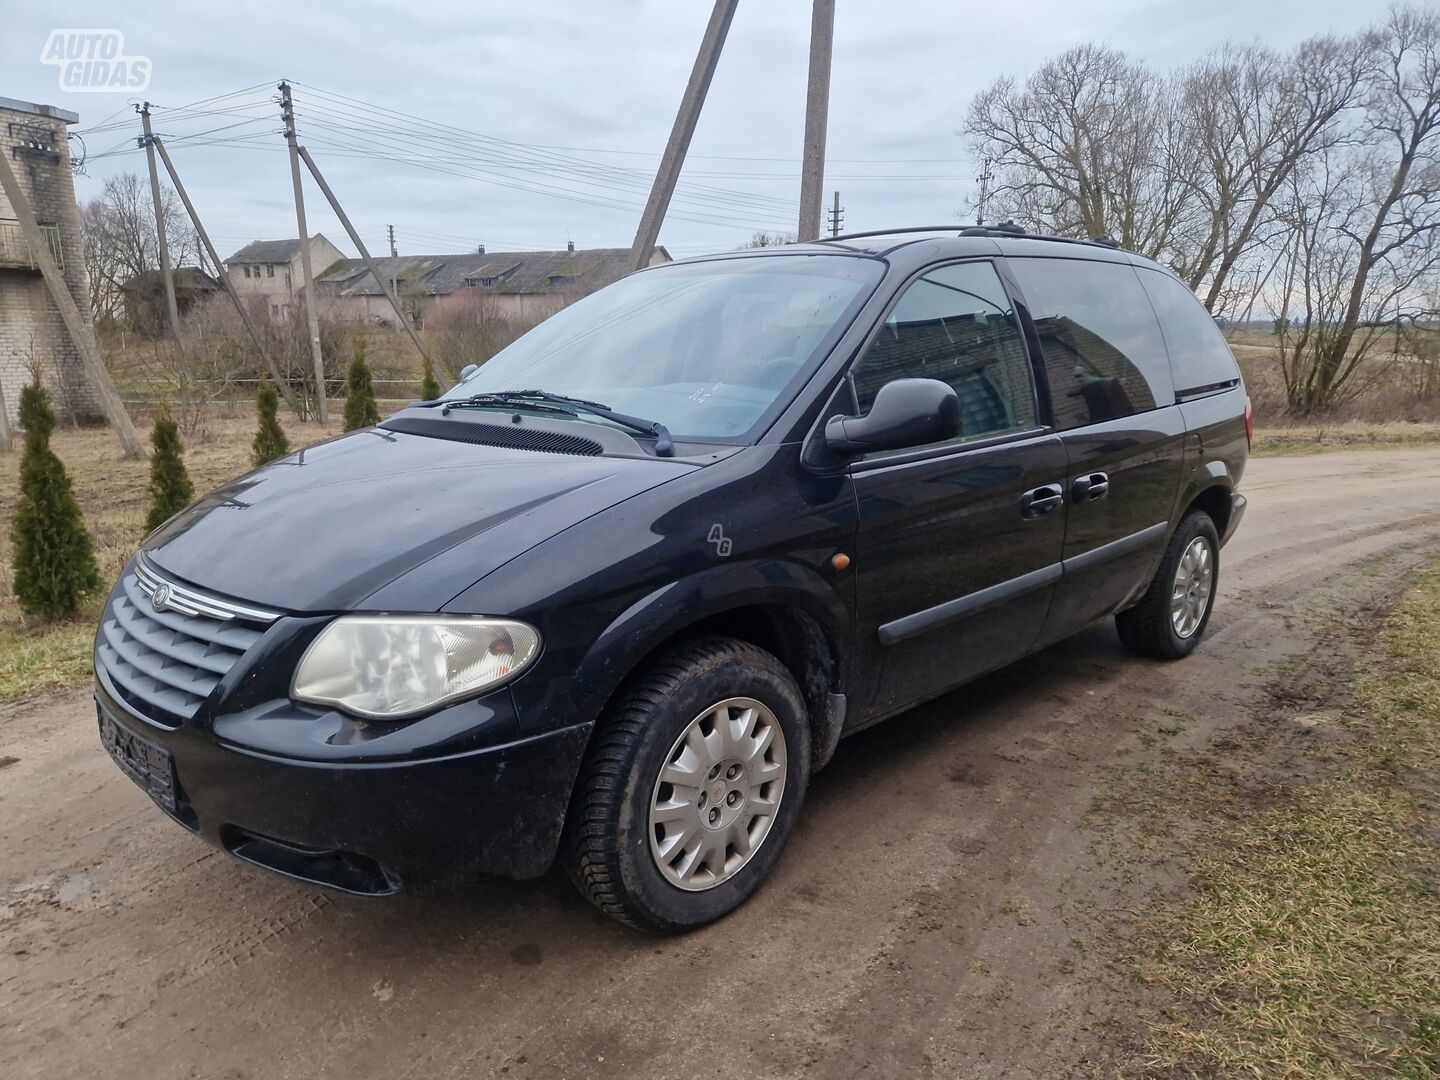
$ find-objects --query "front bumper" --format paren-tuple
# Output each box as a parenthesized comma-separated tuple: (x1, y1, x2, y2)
(95, 675, 591, 894)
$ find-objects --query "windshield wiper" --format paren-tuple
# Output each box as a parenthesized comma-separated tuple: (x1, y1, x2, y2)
(425, 389, 674, 457)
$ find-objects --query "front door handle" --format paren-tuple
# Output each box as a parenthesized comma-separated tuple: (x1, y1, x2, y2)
(1020, 483, 1065, 519)
(1072, 471, 1109, 502)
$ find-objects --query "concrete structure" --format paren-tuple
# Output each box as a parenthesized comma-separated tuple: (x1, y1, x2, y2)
(119, 267, 220, 331)
(316, 244, 671, 325)
(223, 234, 345, 322)
(0, 96, 100, 424)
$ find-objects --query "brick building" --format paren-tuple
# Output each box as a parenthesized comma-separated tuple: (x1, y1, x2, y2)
(0, 96, 100, 424)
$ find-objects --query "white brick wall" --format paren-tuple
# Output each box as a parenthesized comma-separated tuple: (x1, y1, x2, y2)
(0, 100, 101, 425)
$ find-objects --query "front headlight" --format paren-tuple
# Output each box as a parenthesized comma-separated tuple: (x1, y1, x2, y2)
(291, 615, 540, 720)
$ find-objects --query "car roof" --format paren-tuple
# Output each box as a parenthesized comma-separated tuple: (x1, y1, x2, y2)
(669, 225, 1169, 273)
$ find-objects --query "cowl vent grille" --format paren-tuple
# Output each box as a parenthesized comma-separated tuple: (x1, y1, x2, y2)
(381, 416, 605, 456)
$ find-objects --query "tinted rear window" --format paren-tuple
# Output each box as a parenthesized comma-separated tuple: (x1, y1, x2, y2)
(1137, 269, 1241, 393)
(1006, 257, 1172, 430)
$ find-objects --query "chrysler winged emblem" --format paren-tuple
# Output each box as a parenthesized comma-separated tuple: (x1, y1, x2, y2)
(150, 582, 173, 613)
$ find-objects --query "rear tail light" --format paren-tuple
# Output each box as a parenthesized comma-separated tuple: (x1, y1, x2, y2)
(1244, 396, 1254, 450)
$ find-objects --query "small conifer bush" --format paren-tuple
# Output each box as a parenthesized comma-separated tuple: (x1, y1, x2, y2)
(252, 379, 291, 466)
(9, 376, 101, 619)
(420, 358, 442, 401)
(144, 405, 195, 533)
(343, 339, 380, 432)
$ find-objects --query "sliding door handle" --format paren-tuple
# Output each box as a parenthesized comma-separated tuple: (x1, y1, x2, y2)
(1021, 483, 1065, 519)
(1072, 471, 1109, 502)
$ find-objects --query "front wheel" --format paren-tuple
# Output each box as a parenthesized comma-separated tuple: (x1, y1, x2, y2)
(1116, 510, 1220, 659)
(562, 636, 811, 933)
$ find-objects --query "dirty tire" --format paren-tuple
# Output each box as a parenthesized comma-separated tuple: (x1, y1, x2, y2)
(562, 636, 810, 933)
(1116, 510, 1220, 660)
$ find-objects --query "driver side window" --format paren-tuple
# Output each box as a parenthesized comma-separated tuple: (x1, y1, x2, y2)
(850, 261, 1036, 443)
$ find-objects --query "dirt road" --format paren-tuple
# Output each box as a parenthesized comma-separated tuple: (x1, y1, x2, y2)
(4, 448, 1440, 1080)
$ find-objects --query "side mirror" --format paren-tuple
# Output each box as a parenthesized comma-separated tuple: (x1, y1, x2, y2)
(825, 378, 961, 459)
(458, 363, 479, 381)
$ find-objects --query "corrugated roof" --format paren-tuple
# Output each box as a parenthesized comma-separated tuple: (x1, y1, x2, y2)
(315, 247, 669, 298)
(226, 236, 326, 264)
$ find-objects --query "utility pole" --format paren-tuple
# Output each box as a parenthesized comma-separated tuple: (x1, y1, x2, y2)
(0, 152, 143, 457)
(298, 146, 432, 366)
(797, 0, 835, 242)
(827, 190, 844, 237)
(138, 103, 181, 338)
(149, 134, 302, 417)
(629, 0, 739, 271)
(975, 158, 994, 226)
(387, 224, 397, 257)
(279, 81, 328, 423)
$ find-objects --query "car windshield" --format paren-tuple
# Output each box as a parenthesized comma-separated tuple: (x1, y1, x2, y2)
(449, 254, 882, 441)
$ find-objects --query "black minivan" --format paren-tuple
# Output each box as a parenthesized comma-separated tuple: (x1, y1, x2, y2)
(94, 226, 1248, 931)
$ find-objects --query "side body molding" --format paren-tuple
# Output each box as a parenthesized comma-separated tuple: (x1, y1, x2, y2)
(878, 523, 1170, 646)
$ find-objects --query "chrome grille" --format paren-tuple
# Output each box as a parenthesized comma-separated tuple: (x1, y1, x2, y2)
(96, 556, 281, 726)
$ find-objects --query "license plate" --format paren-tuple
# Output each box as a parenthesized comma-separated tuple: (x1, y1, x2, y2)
(98, 706, 177, 813)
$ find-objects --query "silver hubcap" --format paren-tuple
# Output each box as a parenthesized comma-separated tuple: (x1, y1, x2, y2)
(648, 697, 787, 892)
(1171, 536, 1214, 639)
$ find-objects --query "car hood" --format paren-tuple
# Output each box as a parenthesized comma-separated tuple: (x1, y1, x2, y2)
(144, 425, 695, 612)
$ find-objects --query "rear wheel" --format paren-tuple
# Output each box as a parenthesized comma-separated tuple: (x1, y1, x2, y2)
(1116, 510, 1219, 659)
(562, 636, 810, 932)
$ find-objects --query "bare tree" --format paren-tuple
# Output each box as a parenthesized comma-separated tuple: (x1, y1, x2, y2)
(424, 292, 539, 379)
(741, 230, 798, 248)
(1175, 37, 1370, 309)
(1278, 7, 1440, 414)
(964, 45, 1193, 254)
(962, 34, 1371, 315)
(81, 172, 200, 328)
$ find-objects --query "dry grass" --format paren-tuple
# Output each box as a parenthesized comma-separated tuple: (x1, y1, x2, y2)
(0, 409, 337, 706)
(1098, 565, 1440, 1077)
(1252, 421, 1440, 457)
(1233, 338, 1440, 428)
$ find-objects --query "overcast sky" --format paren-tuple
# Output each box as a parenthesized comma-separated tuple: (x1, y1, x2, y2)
(6, 0, 1390, 262)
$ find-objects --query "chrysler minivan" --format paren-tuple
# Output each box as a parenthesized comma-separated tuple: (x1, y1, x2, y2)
(94, 226, 1248, 931)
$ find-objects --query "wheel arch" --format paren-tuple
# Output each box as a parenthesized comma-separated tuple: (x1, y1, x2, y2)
(1183, 477, 1235, 540)
(571, 561, 851, 775)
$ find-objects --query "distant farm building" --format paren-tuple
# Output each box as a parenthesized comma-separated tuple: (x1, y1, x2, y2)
(315, 243, 671, 325)
(119, 267, 220, 331)
(223, 234, 345, 322)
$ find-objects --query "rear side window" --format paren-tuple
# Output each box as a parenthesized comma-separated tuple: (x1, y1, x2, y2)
(1006, 258, 1173, 430)
(850, 261, 1036, 444)
(1137, 269, 1241, 393)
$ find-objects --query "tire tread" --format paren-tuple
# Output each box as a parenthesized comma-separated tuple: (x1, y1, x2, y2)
(563, 636, 796, 932)
(1115, 509, 1217, 660)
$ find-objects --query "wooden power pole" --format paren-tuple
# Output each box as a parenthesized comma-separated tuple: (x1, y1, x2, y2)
(629, 0, 739, 271)
(279, 81, 328, 423)
(149, 134, 302, 416)
(0, 152, 143, 457)
(138, 103, 181, 338)
(797, 0, 835, 242)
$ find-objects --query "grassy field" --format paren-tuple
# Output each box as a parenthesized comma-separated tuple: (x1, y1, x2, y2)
(1100, 563, 1440, 1077)
(1251, 421, 1440, 457)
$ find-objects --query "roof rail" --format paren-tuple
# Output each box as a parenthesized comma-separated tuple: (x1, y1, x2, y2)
(813, 223, 1132, 254)
(813, 225, 973, 244)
